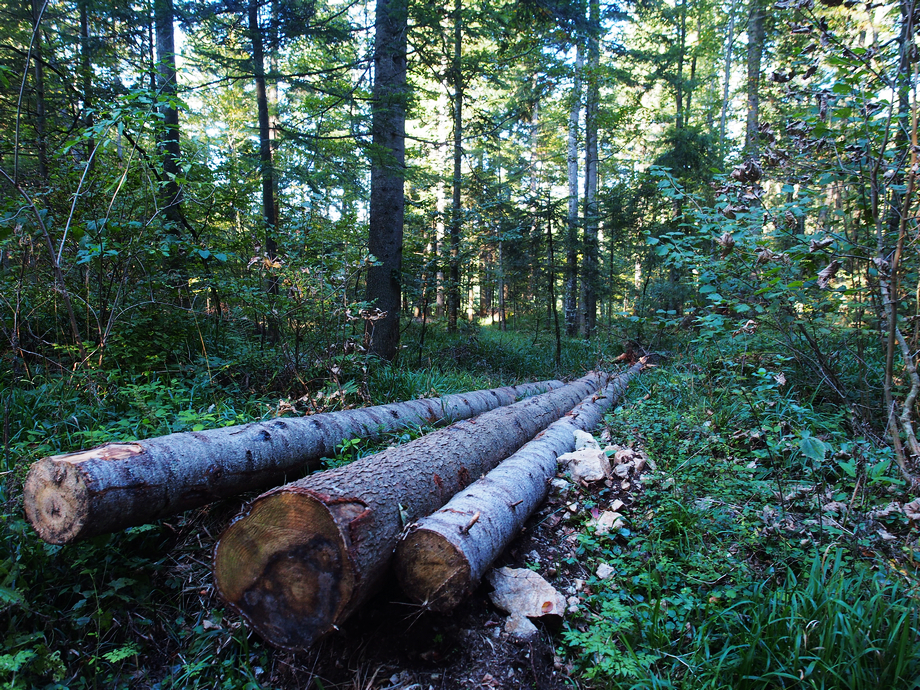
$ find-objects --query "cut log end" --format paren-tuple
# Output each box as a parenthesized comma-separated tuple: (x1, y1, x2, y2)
(395, 527, 472, 613)
(213, 490, 356, 651)
(23, 459, 90, 545)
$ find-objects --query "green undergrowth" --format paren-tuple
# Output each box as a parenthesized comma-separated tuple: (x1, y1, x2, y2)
(561, 350, 920, 689)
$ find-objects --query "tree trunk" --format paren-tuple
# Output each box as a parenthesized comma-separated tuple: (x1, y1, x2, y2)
(155, 0, 182, 226)
(564, 45, 583, 338)
(675, 0, 687, 129)
(718, 0, 737, 162)
(447, 0, 463, 334)
(582, 0, 600, 338)
(396, 364, 641, 611)
(498, 240, 506, 330)
(29, 0, 48, 181)
(213, 374, 604, 650)
(365, 0, 408, 358)
(249, 0, 279, 324)
(80, 0, 94, 169)
(547, 198, 561, 367)
(23, 380, 561, 545)
(745, 0, 765, 155)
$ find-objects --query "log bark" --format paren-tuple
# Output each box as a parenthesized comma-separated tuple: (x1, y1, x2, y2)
(212, 374, 605, 650)
(394, 363, 642, 612)
(24, 380, 562, 545)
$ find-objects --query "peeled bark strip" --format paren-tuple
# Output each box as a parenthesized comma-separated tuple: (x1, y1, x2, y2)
(395, 363, 641, 612)
(213, 374, 605, 650)
(24, 380, 562, 545)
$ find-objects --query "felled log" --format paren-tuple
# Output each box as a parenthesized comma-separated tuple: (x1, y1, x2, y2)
(212, 373, 606, 650)
(24, 379, 563, 544)
(395, 363, 642, 612)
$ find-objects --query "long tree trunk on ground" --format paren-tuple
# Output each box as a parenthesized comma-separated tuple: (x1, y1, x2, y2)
(582, 0, 600, 338)
(745, 0, 765, 155)
(447, 0, 463, 334)
(396, 363, 642, 611)
(155, 0, 182, 226)
(565, 45, 584, 337)
(24, 380, 561, 544)
(365, 0, 408, 358)
(213, 374, 604, 650)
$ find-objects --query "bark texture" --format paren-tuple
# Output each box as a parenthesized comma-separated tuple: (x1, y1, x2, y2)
(564, 44, 583, 338)
(582, 0, 600, 337)
(213, 374, 604, 650)
(24, 380, 562, 545)
(745, 0, 765, 155)
(365, 0, 408, 358)
(155, 0, 182, 224)
(395, 364, 641, 612)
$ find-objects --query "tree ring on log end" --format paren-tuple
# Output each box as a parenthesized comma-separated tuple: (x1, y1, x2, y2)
(23, 459, 90, 545)
(213, 490, 355, 650)
(395, 528, 471, 613)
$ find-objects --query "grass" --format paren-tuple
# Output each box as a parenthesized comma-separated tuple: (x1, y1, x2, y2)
(560, 342, 920, 689)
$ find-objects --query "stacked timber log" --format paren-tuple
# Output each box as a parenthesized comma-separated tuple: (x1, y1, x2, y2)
(213, 373, 609, 650)
(395, 362, 643, 612)
(24, 379, 563, 544)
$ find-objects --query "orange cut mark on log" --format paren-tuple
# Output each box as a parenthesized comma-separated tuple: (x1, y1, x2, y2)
(51, 443, 144, 464)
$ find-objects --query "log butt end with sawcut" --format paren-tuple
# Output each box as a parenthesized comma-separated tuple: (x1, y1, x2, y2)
(395, 527, 472, 613)
(24, 456, 92, 545)
(24, 442, 148, 544)
(213, 489, 359, 651)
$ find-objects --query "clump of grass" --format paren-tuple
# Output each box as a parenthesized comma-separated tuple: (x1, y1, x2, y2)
(726, 550, 920, 688)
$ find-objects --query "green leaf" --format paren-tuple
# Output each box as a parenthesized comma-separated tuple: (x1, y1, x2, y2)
(102, 643, 140, 663)
(837, 459, 857, 478)
(799, 435, 827, 463)
(197, 249, 211, 259)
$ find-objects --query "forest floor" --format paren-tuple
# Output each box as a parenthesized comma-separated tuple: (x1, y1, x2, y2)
(4, 329, 920, 689)
(148, 429, 642, 690)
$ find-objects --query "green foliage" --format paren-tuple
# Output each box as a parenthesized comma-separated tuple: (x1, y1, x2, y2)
(561, 357, 920, 689)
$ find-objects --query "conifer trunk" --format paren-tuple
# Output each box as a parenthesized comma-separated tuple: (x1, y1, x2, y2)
(564, 45, 583, 337)
(155, 0, 182, 224)
(745, 0, 765, 155)
(213, 375, 604, 650)
(29, 0, 48, 181)
(24, 381, 561, 545)
(582, 0, 600, 337)
(365, 0, 408, 358)
(447, 0, 463, 333)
